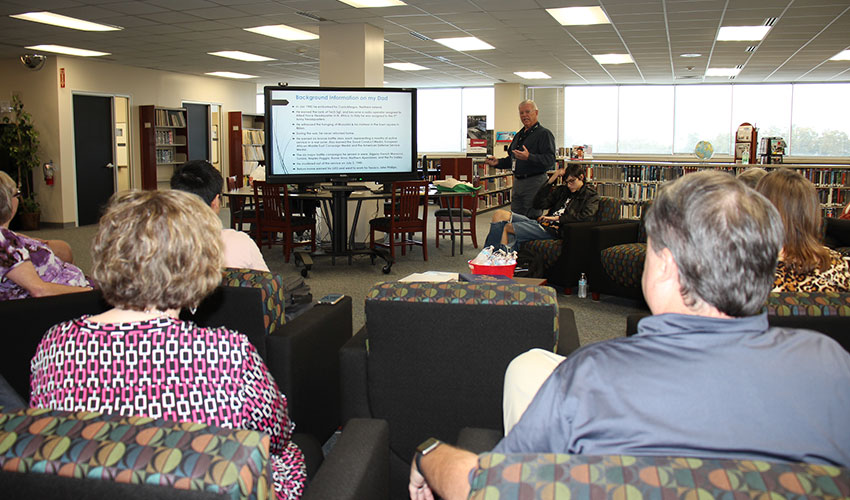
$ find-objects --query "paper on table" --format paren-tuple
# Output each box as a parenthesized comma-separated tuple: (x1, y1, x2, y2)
(398, 271, 458, 283)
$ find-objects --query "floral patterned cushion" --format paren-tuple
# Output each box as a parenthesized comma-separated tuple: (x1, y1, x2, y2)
(367, 281, 558, 307)
(469, 453, 850, 500)
(223, 268, 286, 332)
(765, 291, 850, 316)
(0, 407, 272, 500)
(601, 243, 647, 289)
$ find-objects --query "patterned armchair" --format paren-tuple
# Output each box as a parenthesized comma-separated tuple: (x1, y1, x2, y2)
(523, 196, 625, 289)
(467, 453, 849, 499)
(339, 281, 581, 498)
(0, 407, 390, 500)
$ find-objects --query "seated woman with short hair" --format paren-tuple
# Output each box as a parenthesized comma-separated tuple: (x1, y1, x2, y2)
(30, 189, 306, 499)
(756, 168, 850, 292)
(0, 171, 90, 301)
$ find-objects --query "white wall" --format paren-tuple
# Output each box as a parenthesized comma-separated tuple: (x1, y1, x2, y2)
(0, 56, 257, 224)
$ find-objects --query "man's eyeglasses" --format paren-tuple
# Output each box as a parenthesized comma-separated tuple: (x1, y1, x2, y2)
(565, 177, 579, 185)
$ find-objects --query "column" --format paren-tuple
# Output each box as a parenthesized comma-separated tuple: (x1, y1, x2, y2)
(320, 24, 384, 87)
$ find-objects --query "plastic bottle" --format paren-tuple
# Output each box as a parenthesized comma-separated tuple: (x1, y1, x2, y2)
(578, 273, 588, 299)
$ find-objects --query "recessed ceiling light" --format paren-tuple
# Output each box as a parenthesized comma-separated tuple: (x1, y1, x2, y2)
(546, 6, 610, 26)
(385, 62, 428, 71)
(680, 53, 702, 58)
(26, 44, 109, 57)
(829, 50, 850, 61)
(337, 0, 406, 7)
(593, 53, 634, 65)
(208, 51, 275, 62)
(705, 67, 741, 77)
(10, 11, 122, 31)
(245, 24, 318, 41)
(205, 71, 257, 79)
(514, 71, 551, 79)
(434, 37, 494, 51)
(717, 26, 771, 41)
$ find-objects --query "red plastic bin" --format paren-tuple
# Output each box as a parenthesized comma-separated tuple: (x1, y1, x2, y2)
(468, 261, 516, 278)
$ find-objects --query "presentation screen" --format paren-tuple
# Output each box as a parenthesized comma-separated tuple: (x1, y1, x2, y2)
(265, 86, 417, 184)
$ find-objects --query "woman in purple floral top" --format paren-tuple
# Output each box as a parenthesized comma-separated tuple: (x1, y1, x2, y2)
(0, 171, 91, 301)
(30, 189, 306, 499)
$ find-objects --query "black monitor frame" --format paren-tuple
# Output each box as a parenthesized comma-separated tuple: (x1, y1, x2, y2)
(264, 85, 418, 185)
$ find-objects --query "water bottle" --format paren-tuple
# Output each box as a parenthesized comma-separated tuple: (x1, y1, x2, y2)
(578, 273, 588, 299)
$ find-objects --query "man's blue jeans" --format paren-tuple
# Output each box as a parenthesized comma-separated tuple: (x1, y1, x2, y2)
(483, 213, 553, 251)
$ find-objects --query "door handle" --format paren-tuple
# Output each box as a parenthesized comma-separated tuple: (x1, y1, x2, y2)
(105, 163, 115, 169)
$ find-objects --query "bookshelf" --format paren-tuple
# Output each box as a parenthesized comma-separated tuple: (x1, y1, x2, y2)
(139, 105, 188, 190)
(562, 159, 850, 219)
(228, 112, 265, 188)
(472, 157, 512, 212)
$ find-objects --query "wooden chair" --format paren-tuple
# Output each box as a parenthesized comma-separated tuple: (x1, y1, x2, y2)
(226, 175, 255, 233)
(435, 162, 479, 249)
(369, 180, 429, 261)
(253, 181, 316, 262)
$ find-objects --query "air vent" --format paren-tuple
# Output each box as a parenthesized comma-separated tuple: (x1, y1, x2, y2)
(764, 17, 777, 26)
(735, 64, 744, 69)
(676, 75, 701, 80)
(498, 78, 507, 83)
(729, 75, 736, 80)
(409, 31, 432, 41)
(746, 45, 757, 52)
(297, 11, 327, 21)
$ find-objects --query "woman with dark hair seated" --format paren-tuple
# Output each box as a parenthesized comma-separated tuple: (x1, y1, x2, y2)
(30, 190, 306, 499)
(0, 171, 91, 300)
(756, 168, 850, 292)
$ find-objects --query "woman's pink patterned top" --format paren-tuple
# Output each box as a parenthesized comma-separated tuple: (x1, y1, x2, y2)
(30, 315, 306, 499)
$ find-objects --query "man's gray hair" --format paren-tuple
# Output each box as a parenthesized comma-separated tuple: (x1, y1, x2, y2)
(518, 99, 538, 111)
(644, 170, 783, 317)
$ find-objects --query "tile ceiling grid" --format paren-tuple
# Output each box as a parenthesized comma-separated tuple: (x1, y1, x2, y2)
(0, 0, 849, 86)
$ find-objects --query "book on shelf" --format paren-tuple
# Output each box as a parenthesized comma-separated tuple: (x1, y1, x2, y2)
(242, 129, 264, 145)
(243, 145, 265, 161)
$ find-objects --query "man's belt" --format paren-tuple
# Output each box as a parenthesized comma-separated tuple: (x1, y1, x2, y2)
(514, 172, 545, 180)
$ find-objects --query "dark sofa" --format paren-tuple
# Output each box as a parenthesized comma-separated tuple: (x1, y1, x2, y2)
(0, 274, 351, 449)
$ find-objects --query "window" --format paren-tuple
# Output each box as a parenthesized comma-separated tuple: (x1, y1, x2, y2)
(417, 87, 494, 153)
(732, 84, 791, 153)
(619, 86, 674, 154)
(674, 85, 732, 155)
(564, 86, 618, 153)
(791, 84, 850, 156)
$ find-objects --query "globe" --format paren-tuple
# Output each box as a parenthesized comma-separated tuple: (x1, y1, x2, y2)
(694, 141, 714, 160)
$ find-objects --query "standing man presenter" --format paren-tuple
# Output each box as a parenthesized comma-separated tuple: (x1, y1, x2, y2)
(484, 100, 556, 219)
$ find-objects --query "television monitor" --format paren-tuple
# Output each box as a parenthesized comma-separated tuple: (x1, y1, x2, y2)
(264, 86, 417, 185)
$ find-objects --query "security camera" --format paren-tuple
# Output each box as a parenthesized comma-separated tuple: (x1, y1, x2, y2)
(20, 54, 46, 70)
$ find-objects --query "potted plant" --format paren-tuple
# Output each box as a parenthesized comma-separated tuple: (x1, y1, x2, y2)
(1, 95, 41, 229)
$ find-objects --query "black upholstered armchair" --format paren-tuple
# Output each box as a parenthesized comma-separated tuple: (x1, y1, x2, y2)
(339, 281, 580, 497)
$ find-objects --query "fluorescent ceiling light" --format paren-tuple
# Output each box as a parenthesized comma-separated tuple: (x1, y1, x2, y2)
(829, 49, 850, 61)
(546, 6, 610, 26)
(680, 53, 702, 58)
(205, 71, 257, 79)
(434, 37, 494, 51)
(245, 24, 318, 41)
(514, 71, 551, 79)
(10, 11, 122, 31)
(717, 26, 771, 41)
(26, 44, 109, 57)
(385, 62, 428, 71)
(209, 51, 275, 62)
(705, 67, 741, 77)
(337, 0, 406, 7)
(593, 53, 633, 65)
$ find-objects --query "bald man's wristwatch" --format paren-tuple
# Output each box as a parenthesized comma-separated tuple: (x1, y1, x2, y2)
(414, 437, 442, 474)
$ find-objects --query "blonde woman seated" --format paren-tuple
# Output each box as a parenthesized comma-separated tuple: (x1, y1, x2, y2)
(756, 168, 850, 293)
(30, 190, 306, 499)
(0, 171, 90, 300)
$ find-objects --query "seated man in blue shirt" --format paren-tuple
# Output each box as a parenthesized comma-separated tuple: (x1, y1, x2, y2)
(483, 163, 599, 251)
(408, 170, 850, 500)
